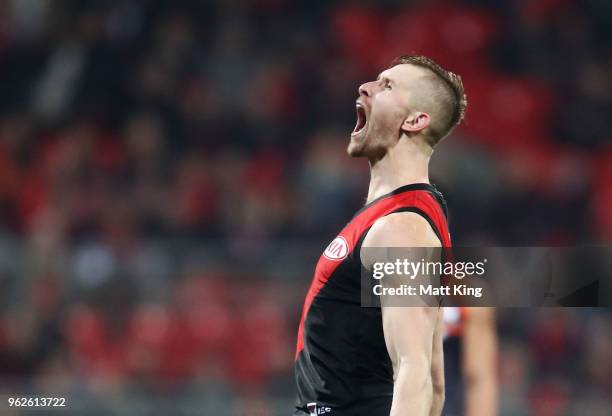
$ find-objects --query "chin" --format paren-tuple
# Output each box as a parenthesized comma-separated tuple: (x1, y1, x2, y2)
(347, 129, 370, 157)
(347, 139, 366, 157)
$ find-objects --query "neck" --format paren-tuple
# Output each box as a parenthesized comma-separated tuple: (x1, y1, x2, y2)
(366, 136, 432, 204)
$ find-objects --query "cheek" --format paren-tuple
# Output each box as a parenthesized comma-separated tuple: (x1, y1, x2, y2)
(371, 99, 404, 128)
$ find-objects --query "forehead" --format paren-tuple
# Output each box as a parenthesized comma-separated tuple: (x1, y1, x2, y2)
(378, 64, 429, 87)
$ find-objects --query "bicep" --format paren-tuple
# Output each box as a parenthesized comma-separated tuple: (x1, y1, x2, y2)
(361, 212, 443, 366)
(382, 306, 439, 368)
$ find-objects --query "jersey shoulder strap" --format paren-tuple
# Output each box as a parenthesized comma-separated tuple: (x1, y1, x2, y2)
(352, 183, 451, 248)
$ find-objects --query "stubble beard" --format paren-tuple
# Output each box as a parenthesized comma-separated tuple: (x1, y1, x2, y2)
(347, 121, 390, 161)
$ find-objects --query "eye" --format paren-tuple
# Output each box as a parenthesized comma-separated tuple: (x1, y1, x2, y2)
(385, 80, 392, 90)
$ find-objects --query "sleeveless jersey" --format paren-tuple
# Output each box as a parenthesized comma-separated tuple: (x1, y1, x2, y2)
(294, 183, 451, 416)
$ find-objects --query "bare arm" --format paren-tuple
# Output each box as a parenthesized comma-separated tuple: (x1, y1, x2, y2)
(361, 212, 444, 416)
(463, 308, 498, 416)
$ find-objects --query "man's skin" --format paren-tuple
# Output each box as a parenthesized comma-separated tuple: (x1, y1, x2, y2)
(361, 214, 445, 416)
(350, 62, 452, 415)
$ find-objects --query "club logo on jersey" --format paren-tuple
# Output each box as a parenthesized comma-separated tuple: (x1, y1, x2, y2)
(307, 402, 332, 415)
(323, 236, 349, 260)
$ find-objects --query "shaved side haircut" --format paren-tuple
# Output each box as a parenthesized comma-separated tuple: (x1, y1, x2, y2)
(391, 55, 467, 146)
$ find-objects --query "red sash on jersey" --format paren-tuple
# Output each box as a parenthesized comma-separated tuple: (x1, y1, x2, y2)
(295, 184, 451, 358)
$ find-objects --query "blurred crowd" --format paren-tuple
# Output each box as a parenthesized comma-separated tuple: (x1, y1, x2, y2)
(0, 0, 611, 414)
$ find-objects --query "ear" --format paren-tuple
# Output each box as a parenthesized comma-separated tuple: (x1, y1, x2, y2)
(401, 112, 431, 134)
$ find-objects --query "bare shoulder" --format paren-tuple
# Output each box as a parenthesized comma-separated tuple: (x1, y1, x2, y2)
(362, 212, 441, 248)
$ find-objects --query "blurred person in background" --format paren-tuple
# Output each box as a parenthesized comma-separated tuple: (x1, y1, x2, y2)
(443, 307, 498, 416)
(294, 55, 465, 416)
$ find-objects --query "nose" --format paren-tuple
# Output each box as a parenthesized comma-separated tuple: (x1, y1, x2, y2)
(359, 81, 373, 97)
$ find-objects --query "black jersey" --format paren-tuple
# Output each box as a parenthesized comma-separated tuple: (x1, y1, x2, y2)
(293, 183, 452, 416)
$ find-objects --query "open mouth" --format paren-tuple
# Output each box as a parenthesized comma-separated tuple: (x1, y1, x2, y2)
(352, 103, 367, 136)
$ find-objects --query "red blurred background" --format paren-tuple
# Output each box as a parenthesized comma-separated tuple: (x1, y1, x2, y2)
(0, 0, 610, 414)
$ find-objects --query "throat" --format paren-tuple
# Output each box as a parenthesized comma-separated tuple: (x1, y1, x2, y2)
(366, 153, 430, 204)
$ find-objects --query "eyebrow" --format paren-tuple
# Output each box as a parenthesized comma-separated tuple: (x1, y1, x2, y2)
(376, 74, 393, 84)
